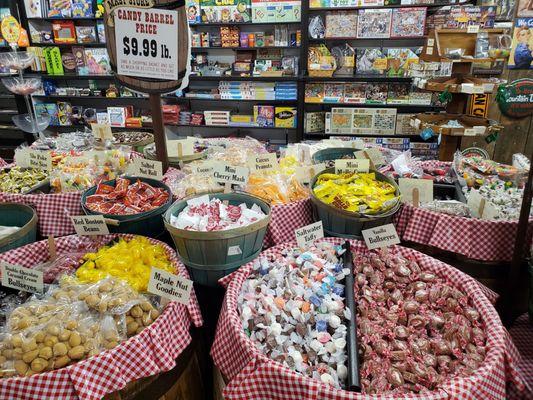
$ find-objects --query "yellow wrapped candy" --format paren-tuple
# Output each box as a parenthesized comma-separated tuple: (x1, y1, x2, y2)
(76, 237, 175, 292)
(313, 172, 398, 214)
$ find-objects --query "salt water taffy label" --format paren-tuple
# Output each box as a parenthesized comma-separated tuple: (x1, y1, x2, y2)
(362, 224, 400, 250)
(295, 221, 324, 248)
(148, 267, 192, 305)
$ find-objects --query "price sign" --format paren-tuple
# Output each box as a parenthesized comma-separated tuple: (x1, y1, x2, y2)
(167, 139, 194, 157)
(399, 178, 433, 206)
(335, 159, 370, 174)
(362, 224, 400, 250)
(212, 162, 249, 186)
(1, 262, 43, 294)
(467, 25, 480, 33)
(129, 158, 163, 180)
(91, 123, 113, 140)
(114, 7, 178, 80)
(248, 153, 278, 173)
(467, 190, 498, 220)
(148, 267, 192, 305)
(71, 215, 110, 236)
(295, 221, 324, 249)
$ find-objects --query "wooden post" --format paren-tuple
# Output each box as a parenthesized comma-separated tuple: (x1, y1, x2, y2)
(478, 197, 486, 218)
(412, 188, 420, 208)
(47, 235, 57, 261)
(149, 93, 169, 173)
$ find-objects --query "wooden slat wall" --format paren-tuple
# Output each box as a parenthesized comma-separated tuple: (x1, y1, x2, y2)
(461, 69, 533, 163)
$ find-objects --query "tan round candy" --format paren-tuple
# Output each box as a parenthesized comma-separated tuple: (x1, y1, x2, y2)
(11, 334, 23, 348)
(34, 331, 45, 343)
(66, 320, 78, 330)
(58, 330, 71, 342)
(98, 302, 108, 313)
(130, 306, 143, 318)
(47, 325, 60, 336)
(85, 294, 99, 307)
(38, 347, 53, 360)
(150, 309, 160, 320)
(14, 360, 28, 375)
(44, 335, 58, 348)
(12, 348, 23, 360)
(140, 301, 153, 312)
(68, 345, 85, 360)
(68, 332, 81, 347)
(141, 314, 152, 327)
(22, 338, 37, 352)
(22, 349, 40, 363)
(30, 358, 47, 373)
(54, 355, 70, 368)
(53, 342, 68, 357)
(104, 341, 118, 350)
(127, 321, 139, 336)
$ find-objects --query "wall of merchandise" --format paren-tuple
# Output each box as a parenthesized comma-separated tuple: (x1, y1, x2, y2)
(9, 0, 519, 157)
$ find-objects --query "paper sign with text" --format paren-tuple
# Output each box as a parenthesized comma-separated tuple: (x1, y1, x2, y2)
(129, 158, 163, 180)
(355, 148, 386, 167)
(191, 160, 215, 175)
(248, 153, 279, 173)
(399, 178, 433, 205)
(295, 163, 326, 184)
(1, 262, 43, 294)
(227, 245, 242, 256)
(295, 221, 324, 248)
(71, 215, 110, 236)
(167, 139, 194, 157)
(16, 149, 52, 171)
(335, 159, 370, 174)
(467, 190, 498, 220)
(362, 224, 400, 250)
(91, 123, 113, 140)
(212, 162, 249, 185)
(148, 267, 192, 305)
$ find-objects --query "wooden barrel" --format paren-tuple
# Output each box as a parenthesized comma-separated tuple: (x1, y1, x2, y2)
(104, 0, 189, 93)
(103, 344, 204, 400)
(0, 203, 38, 253)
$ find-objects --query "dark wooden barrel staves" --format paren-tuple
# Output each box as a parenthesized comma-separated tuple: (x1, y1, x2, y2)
(104, 0, 188, 93)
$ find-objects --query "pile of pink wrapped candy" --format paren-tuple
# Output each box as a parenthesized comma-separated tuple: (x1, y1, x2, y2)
(239, 243, 489, 395)
(169, 197, 266, 232)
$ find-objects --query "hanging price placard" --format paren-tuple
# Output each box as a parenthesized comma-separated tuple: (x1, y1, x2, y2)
(114, 7, 179, 80)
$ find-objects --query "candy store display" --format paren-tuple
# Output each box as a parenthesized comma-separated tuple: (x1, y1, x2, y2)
(465, 182, 532, 221)
(32, 131, 94, 151)
(245, 173, 309, 205)
(84, 178, 170, 215)
(169, 197, 267, 232)
(239, 242, 349, 388)
(313, 172, 399, 215)
(0, 167, 49, 194)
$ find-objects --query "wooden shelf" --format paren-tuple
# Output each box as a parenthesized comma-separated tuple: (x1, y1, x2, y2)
(190, 21, 301, 27)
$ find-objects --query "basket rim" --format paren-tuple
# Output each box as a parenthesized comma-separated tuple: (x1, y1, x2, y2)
(0, 203, 38, 248)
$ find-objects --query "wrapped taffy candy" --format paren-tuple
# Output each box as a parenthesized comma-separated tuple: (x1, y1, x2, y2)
(246, 173, 308, 205)
(313, 172, 398, 214)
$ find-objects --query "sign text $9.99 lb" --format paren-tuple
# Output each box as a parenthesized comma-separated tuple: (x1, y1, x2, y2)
(122, 36, 171, 59)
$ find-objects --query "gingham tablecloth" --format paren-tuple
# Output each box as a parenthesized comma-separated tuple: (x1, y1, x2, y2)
(0, 158, 179, 237)
(0, 234, 203, 400)
(211, 238, 527, 400)
(394, 204, 533, 262)
(509, 314, 533, 397)
(263, 198, 313, 248)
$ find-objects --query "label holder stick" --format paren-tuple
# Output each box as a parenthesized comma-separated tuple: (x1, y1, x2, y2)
(412, 188, 420, 208)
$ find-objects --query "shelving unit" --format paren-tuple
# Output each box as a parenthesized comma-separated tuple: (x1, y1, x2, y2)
(14, 0, 467, 149)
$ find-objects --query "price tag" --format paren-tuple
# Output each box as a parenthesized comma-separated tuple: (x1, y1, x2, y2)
(399, 178, 433, 206)
(1, 262, 43, 294)
(464, 128, 476, 136)
(71, 215, 110, 236)
(148, 267, 192, 305)
(114, 7, 179, 80)
(129, 158, 163, 180)
(248, 153, 278, 173)
(461, 83, 474, 94)
(472, 86, 485, 94)
(335, 159, 370, 174)
(91, 123, 113, 140)
(16, 149, 52, 171)
(355, 148, 385, 167)
(192, 160, 215, 175)
(295, 163, 326, 184)
(467, 25, 480, 33)
(427, 38, 435, 47)
(295, 221, 324, 249)
(473, 126, 486, 135)
(227, 245, 242, 256)
(167, 139, 194, 157)
(212, 162, 249, 186)
(362, 224, 400, 250)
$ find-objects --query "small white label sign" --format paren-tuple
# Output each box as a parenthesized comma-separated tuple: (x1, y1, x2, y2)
(248, 153, 278, 173)
(295, 163, 326, 184)
(1, 262, 44, 294)
(192, 161, 215, 175)
(399, 178, 433, 205)
(16, 149, 52, 171)
(467, 190, 498, 220)
(168, 139, 195, 157)
(335, 159, 370, 174)
(212, 162, 249, 185)
(467, 25, 480, 33)
(295, 221, 324, 249)
(71, 215, 110, 236)
(148, 267, 193, 305)
(91, 123, 113, 140)
(362, 224, 400, 250)
(227, 245, 242, 256)
(130, 158, 163, 180)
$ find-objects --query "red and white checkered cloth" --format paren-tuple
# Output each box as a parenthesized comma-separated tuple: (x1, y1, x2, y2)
(508, 314, 533, 398)
(0, 159, 179, 237)
(0, 234, 203, 400)
(211, 237, 527, 400)
(263, 198, 313, 248)
(394, 204, 533, 262)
